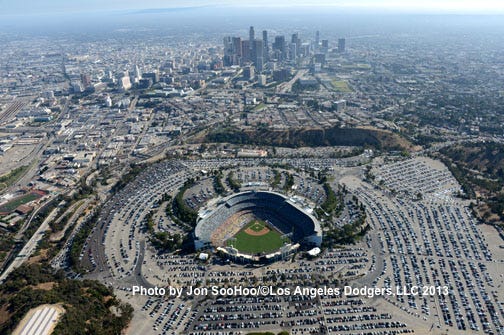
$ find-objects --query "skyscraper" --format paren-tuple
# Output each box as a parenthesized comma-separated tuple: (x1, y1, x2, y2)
(289, 43, 297, 61)
(291, 33, 301, 57)
(232, 37, 243, 65)
(249, 26, 255, 44)
(315, 31, 320, 47)
(273, 35, 286, 61)
(338, 38, 346, 53)
(134, 65, 142, 80)
(241, 40, 251, 63)
(262, 30, 269, 62)
(321, 39, 329, 53)
(249, 26, 255, 62)
(253, 39, 264, 72)
(223, 36, 234, 66)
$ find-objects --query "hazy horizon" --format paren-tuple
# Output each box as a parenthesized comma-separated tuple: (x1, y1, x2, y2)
(1, 0, 504, 16)
(1, 1, 504, 37)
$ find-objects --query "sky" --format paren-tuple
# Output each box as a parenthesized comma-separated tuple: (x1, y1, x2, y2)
(1, 0, 504, 15)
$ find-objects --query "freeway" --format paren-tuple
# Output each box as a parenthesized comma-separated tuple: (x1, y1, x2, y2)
(14, 195, 58, 240)
(0, 206, 59, 283)
(276, 69, 308, 94)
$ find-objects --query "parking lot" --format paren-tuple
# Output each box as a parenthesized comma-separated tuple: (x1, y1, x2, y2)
(345, 157, 504, 333)
(74, 156, 503, 334)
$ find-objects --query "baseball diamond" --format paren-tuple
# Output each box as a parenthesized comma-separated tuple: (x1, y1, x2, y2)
(194, 191, 322, 262)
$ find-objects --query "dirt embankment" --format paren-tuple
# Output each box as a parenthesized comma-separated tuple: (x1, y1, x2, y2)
(198, 125, 413, 151)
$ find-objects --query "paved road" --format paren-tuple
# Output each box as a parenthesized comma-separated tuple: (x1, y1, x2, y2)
(276, 69, 308, 94)
(124, 241, 153, 288)
(355, 229, 385, 287)
(0, 207, 59, 283)
(14, 195, 57, 240)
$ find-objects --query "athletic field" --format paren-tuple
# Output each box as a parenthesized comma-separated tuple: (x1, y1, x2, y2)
(0, 192, 43, 214)
(227, 220, 288, 254)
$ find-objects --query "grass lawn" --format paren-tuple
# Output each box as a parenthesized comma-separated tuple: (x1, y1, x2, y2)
(252, 103, 266, 111)
(228, 220, 287, 254)
(341, 63, 371, 70)
(0, 192, 42, 213)
(331, 80, 352, 93)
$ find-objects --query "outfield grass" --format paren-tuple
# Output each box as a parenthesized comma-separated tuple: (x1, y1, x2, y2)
(331, 80, 352, 93)
(0, 192, 42, 213)
(228, 220, 287, 254)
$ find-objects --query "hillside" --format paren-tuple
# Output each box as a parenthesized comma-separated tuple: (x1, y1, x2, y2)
(0, 264, 133, 334)
(440, 142, 504, 182)
(437, 141, 504, 225)
(199, 125, 412, 151)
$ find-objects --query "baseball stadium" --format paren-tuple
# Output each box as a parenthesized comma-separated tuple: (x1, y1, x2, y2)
(194, 191, 322, 263)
